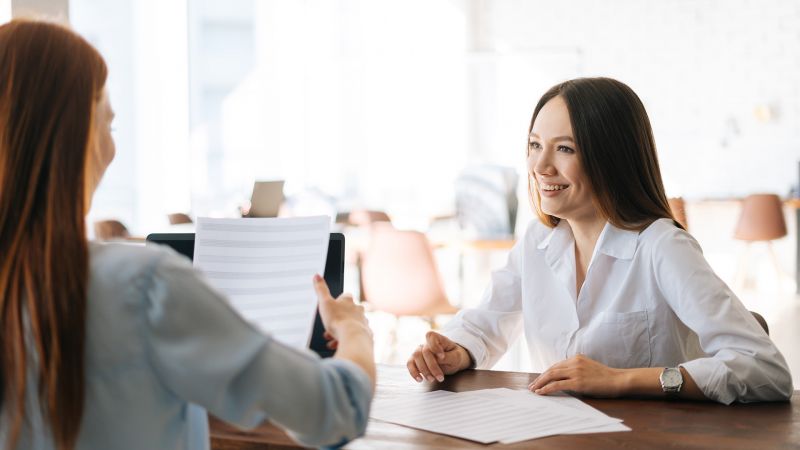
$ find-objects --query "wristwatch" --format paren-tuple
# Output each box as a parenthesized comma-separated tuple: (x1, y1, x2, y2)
(659, 367, 683, 393)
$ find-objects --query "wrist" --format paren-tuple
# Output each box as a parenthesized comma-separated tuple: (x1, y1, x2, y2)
(457, 344, 475, 370)
(331, 319, 371, 339)
(619, 368, 663, 396)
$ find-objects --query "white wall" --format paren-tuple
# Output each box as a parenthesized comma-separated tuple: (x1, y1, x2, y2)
(11, 0, 67, 19)
(479, 0, 800, 199)
(72, 0, 191, 234)
(67, 0, 800, 234)
(1, 0, 11, 22)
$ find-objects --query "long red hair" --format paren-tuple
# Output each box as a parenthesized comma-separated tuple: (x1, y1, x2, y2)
(0, 20, 107, 450)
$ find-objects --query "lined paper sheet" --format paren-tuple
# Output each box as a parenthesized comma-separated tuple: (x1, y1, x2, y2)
(370, 388, 623, 444)
(468, 389, 631, 441)
(193, 216, 330, 349)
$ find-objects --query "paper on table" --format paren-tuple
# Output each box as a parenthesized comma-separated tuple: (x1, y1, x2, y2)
(370, 388, 622, 444)
(519, 391, 631, 434)
(469, 388, 631, 438)
(193, 216, 330, 349)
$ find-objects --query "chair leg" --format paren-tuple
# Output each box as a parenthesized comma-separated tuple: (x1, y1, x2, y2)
(733, 243, 751, 291)
(766, 241, 787, 279)
(425, 316, 437, 330)
(383, 315, 400, 364)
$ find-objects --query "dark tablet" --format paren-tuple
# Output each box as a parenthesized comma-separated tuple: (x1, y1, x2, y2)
(145, 232, 344, 358)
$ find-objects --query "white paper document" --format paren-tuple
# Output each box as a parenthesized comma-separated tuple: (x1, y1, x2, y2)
(370, 387, 627, 444)
(193, 216, 330, 349)
(470, 389, 632, 440)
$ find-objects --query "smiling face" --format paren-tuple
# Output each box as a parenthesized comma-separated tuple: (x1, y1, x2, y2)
(527, 96, 597, 223)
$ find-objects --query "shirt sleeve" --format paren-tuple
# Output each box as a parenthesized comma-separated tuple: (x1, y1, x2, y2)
(439, 234, 526, 369)
(652, 229, 793, 404)
(137, 249, 373, 447)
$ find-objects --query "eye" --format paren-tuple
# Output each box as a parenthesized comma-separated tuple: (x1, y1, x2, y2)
(527, 141, 542, 153)
(557, 145, 575, 154)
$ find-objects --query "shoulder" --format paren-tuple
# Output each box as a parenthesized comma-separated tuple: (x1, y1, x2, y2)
(89, 241, 193, 290)
(637, 218, 704, 266)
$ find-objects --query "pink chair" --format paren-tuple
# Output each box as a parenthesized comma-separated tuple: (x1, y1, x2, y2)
(360, 225, 457, 320)
(359, 225, 458, 361)
(733, 193, 787, 288)
(341, 209, 392, 227)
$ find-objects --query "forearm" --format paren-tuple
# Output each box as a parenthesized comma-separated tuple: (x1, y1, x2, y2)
(332, 321, 376, 390)
(619, 367, 709, 401)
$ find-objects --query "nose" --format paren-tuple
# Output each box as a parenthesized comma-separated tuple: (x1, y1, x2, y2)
(530, 147, 555, 178)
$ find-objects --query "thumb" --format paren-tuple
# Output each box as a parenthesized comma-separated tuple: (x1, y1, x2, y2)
(426, 331, 450, 360)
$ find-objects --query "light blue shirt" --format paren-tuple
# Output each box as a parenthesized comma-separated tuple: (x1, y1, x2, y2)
(2, 242, 372, 449)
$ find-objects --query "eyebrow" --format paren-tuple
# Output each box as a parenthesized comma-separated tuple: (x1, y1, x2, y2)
(529, 133, 575, 143)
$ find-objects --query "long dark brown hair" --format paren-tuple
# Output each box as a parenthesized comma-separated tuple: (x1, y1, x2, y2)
(527, 77, 680, 231)
(0, 20, 107, 450)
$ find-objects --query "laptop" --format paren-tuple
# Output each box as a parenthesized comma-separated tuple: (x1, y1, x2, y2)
(145, 232, 344, 358)
(247, 180, 285, 218)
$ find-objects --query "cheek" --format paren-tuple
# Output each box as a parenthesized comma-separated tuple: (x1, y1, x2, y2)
(562, 163, 587, 186)
(101, 132, 116, 165)
(526, 154, 537, 173)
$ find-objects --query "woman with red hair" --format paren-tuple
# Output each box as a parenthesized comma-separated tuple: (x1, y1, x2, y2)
(0, 20, 374, 450)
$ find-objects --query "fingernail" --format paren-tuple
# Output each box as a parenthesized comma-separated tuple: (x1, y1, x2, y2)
(437, 353, 444, 360)
(436, 375, 444, 382)
(313, 274, 322, 282)
(416, 376, 422, 383)
(535, 388, 543, 394)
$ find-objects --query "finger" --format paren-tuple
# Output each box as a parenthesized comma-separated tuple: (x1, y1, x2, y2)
(425, 331, 446, 360)
(534, 379, 574, 395)
(531, 358, 573, 384)
(413, 349, 435, 382)
(407, 358, 423, 383)
(326, 340, 339, 350)
(529, 368, 569, 390)
(422, 348, 445, 382)
(313, 274, 333, 300)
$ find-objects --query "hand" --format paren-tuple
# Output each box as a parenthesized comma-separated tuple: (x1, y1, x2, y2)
(528, 354, 625, 397)
(313, 274, 369, 343)
(406, 331, 472, 383)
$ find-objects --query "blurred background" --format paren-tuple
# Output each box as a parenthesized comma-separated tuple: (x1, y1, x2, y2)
(3, 0, 799, 381)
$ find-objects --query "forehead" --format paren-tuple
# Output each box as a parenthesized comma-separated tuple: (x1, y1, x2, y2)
(531, 96, 573, 138)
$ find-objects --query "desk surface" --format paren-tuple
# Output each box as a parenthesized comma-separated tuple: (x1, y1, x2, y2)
(210, 364, 800, 449)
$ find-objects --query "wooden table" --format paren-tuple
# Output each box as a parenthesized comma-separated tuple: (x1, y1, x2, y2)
(210, 365, 800, 449)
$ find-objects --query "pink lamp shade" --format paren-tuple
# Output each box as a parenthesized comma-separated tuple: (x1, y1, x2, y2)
(733, 194, 787, 241)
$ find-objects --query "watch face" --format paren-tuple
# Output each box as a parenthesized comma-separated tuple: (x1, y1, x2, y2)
(662, 368, 682, 387)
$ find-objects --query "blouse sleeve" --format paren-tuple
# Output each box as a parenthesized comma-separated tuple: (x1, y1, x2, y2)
(138, 249, 372, 447)
(652, 228, 793, 404)
(439, 234, 526, 369)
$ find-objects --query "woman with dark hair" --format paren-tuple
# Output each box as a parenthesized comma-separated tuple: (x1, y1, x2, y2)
(0, 20, 374, 450)
(408, 77, 792, 404)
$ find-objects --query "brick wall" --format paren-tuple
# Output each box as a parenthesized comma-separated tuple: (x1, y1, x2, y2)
(482, 0, 800, 199)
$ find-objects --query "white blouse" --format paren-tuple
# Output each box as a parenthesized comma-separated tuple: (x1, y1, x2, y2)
(441, 218, 793, 404)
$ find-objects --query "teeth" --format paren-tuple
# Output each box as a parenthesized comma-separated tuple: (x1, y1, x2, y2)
(541, 184, 568, 191)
